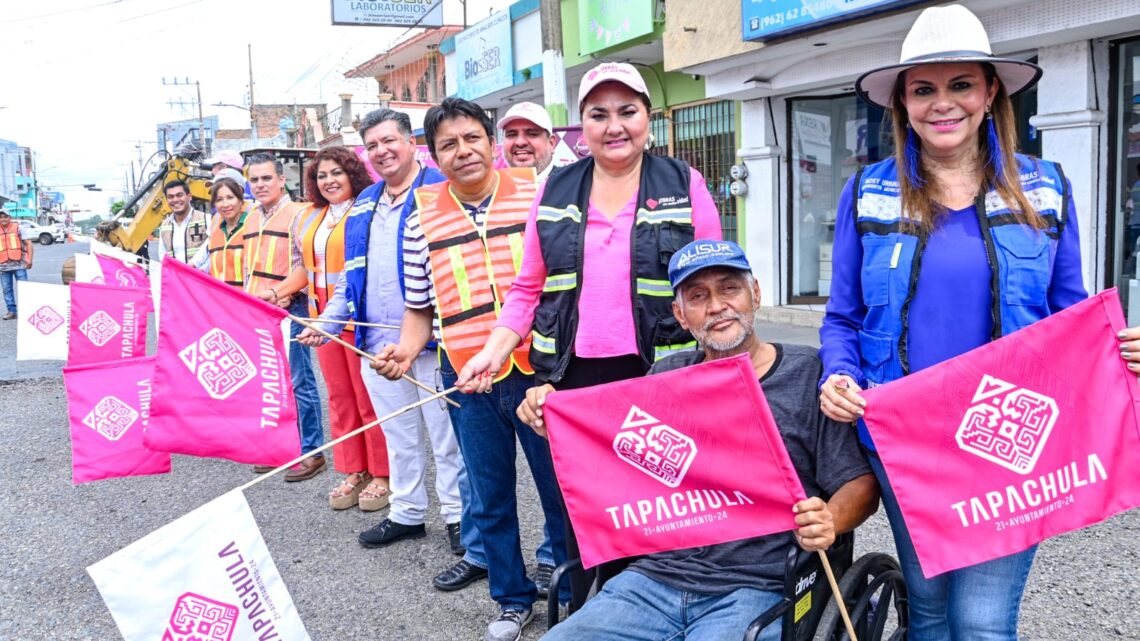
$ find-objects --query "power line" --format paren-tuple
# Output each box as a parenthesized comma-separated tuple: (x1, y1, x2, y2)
(0, 0, 125, 25)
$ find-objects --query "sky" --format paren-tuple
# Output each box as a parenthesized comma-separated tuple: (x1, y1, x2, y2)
(0, 0, 512, 214)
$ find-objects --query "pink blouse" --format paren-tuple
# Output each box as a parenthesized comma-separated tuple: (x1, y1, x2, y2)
(498, 167, 723, 358)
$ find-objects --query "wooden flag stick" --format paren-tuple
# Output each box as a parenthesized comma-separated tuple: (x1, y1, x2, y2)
(316, 318, 401, 330)
(239, 386, 459, 491)
(289, 314, 460, 409)
(818, 550, 859, 641)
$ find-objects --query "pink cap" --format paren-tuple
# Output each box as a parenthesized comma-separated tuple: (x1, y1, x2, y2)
(201, 150, 244, 171)
(577, 62, 650, 112)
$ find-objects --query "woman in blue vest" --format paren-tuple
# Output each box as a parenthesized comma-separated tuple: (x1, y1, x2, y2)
(816, 5, 1127, 639)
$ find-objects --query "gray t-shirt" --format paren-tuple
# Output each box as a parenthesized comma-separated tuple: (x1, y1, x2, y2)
(628, 343, 871, 595)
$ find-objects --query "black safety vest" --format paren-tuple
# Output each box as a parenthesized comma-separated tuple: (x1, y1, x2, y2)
(531, 154, 698, 384)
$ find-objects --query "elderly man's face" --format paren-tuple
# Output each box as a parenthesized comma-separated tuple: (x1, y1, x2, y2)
(673, 267, 760, 354)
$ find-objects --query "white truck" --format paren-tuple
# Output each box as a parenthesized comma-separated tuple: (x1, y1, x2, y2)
(18, 220, 66, 245)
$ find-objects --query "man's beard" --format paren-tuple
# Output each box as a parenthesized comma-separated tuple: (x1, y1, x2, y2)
(693, 309, 755, 354)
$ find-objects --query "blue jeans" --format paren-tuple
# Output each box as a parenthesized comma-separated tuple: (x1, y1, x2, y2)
(1, 268, 28, 313)
(870, 455, 1035, 640)
(441, 361, 567, 609)
(288, 302, 324, 454)
(542, 571, 782, 641)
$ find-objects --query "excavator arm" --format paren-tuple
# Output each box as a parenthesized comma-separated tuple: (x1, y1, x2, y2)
(96, 155, 214, 253)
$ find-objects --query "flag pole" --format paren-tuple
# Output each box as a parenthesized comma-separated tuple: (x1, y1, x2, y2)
(817, 550, 859, 641)
(238, 386, 460, 491)
(288, 313, 460, 409)
(310, 318, 401, 330)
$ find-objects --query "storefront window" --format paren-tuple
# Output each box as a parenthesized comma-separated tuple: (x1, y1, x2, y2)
(788, 95, 890, 302)
(1111, 39, 1140, 321)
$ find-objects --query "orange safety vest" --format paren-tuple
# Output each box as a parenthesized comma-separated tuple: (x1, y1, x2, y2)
(296, 202, 350, 322)
(243, 200, 307, 295)
(0, 224, 26, 263)
(207, 215, 246, 287)
(416, 168, 535, 380)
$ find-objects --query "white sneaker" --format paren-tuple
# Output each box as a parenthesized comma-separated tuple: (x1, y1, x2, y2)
(484, 608, 534, 641)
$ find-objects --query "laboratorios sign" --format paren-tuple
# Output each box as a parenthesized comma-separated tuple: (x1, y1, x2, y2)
(330, 0, 443, 28)
(448, 10, 513, 100)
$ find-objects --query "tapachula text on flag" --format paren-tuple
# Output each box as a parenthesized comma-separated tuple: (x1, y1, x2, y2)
(949, 453, 1107, 528)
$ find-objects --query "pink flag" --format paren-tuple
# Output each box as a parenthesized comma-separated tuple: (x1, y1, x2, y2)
(543, 354, 806, 569)
(862, 290, 1140, 577)
(145, 258, 300, 466)
(95, 254, 150, 288)
(64, 356, 171, 484)
(68, 282, 151, 365)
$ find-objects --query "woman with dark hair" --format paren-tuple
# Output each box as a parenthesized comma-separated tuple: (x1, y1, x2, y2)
(815, 5, 1139, 639)
(200, 177, 248, 287)
(286, 146, 391, 511)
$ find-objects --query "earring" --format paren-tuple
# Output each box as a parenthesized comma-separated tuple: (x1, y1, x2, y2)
(904, 126, 925, 187)
(984, 108, 1004, 180)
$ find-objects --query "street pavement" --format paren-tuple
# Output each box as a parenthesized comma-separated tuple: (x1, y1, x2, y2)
(0, 241, 1137, 640)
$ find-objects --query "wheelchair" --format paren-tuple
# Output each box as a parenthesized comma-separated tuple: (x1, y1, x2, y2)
(545, 532, 908, 641)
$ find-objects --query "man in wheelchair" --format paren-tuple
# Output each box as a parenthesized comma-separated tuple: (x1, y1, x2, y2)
(530, 240, 880, 641)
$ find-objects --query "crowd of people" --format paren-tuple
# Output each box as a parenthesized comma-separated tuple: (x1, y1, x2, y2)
(145, 6, 1139, 641)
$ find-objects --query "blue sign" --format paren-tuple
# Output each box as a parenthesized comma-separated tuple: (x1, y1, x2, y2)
(742, 0, 923, 42)
(450, 10, 513, 100)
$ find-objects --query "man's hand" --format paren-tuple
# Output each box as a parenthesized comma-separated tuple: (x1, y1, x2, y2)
(516, 384, 555, 438)
(295, 328, 327, 347)
(23, 261, 32, 271)
(819, 374, 866, 423)
(371, 343, 413, 380)
(792, 497, 836, 552)
(255, 289, 276, 303)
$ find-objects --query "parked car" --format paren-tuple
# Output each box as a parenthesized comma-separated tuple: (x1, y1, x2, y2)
(18, 220, 67, 245)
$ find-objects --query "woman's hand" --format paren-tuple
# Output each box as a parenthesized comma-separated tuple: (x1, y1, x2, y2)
(516, 384, 555, 438)
(819, 374, 866, 423)
(1119, 327, 1140, 376)
(457, 348, 505, 391)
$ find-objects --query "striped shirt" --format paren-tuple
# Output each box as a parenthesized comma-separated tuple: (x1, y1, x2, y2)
(402, 192, 492, 311)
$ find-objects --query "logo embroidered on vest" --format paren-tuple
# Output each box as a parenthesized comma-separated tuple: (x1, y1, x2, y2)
(82, 395, 138, 441)
(612, 405, 698, 488)
(956, 375, 1059, 475)
(28, 305, 65, 335)
(164, 592, 239, 641)
(79, 311, 121, 347)
(179, 328, 258, 401)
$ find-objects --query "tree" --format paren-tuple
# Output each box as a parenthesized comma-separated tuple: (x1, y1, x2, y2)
(110, 200, 126, 215)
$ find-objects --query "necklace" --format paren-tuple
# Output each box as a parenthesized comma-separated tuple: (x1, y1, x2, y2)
(385, 182, 413, 204)
(325, 199, 353, 228)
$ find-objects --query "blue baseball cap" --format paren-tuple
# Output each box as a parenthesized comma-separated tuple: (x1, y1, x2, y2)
(668, 240, 753, 290)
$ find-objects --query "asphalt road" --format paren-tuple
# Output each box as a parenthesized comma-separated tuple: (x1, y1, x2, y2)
(0, 241, 1137, 640)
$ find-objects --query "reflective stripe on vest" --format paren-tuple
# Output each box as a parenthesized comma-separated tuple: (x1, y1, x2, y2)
(416, 168, 535, 380)
(159, 210, 209, 262)
(853, 154, 1067, 385)
(0, 226, 25, 263)
(243, 201, 305, 294)
(297, 204, 349, 322)
(207, 218, 246, 287)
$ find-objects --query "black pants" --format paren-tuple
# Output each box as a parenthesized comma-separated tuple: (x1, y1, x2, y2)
(552, 354, 646, 611)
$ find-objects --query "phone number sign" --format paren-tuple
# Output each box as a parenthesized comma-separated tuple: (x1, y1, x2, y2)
(742, 0, 923, 42)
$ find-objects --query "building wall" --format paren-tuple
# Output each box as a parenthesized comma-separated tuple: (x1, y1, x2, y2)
(663, 0, 762, 72)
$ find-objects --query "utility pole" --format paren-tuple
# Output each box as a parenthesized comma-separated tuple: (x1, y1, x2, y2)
(540, 0, 568, 126)
(163, 77, 207, 149)
(248, 44, 258, 140)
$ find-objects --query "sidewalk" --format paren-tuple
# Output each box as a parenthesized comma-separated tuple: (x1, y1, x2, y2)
(756, 320, 820, 348)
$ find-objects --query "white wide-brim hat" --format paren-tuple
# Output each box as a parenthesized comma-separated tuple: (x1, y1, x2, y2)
(855, 4, 1042, 109)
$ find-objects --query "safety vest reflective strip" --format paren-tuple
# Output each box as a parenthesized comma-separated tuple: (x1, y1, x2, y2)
(0, 227, 25, 263)
(531, 332, 556, 354)
(298, 204, 348, 321)
(543, 273, 577, 293)
(636, 208, 692, 225)
(243, 202, 304, 294)
(159, 211, 209, 261)
(536, 205, 582, 223)
(207, 220, 245, 287)
(654, 341, 698, 361)
(416, 169, 535, 379)
(635, 278, 673, 297)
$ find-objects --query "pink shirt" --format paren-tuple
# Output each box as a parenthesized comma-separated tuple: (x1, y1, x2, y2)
(498, 167, 723, 358)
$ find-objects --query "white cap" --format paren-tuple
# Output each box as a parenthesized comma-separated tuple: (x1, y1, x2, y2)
(577, 62, 650, 112)
(207, 167, 246, 186)
(497, 102, 554, 134)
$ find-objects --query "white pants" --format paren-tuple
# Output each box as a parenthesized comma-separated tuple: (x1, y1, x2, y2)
(358, 351, 463, 525)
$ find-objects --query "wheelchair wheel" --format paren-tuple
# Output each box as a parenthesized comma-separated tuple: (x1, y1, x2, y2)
(812, 553, 907, 641)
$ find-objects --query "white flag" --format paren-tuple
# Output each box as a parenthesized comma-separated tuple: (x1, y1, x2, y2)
(16, 281, 69, 361)
(88, 490, 311, 641)
(74, 252, 104, 284)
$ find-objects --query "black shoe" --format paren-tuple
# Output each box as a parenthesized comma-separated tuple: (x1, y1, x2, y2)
(358, 518, 426, 548)
(446, 522, 464, 556)
(433, 559, 488, 592)
(533, 563, 555, 599)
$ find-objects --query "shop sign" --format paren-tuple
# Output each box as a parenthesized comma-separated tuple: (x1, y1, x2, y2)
(579, 0, 656, 55)
(330, 0, 444, 28)
(452, 10, 514, 100)
(742, 0, 923, 42)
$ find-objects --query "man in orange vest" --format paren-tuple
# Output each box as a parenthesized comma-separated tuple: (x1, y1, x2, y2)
(0, 209, 33, 320)
(372, 97, 567, 641)
(242, 153, 326, 482)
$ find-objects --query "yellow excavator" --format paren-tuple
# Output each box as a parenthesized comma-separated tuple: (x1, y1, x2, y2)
(96, 154, 214, 253)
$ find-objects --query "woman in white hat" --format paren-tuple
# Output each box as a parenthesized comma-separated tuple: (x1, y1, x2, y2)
(816, 4, 1114, 639)
(456, 61, 723, 608)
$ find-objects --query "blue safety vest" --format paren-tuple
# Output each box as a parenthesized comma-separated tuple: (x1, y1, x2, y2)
(854, 154, 1068, 385)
